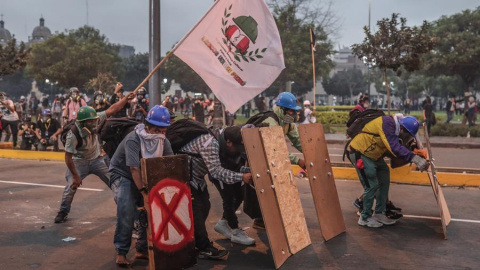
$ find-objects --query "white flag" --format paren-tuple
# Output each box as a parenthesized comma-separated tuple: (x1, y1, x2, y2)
(174, 0, 285, 113)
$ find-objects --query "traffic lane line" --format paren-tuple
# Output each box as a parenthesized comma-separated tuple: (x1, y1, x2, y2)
(403, 215, 480, 224)
(0, 180, 104, 192)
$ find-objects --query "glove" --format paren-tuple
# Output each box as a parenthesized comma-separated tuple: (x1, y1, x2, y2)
(412, 155, 429, 172)
(413, 148, 428, 159)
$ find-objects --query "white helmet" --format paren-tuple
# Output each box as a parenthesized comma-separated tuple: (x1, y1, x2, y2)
(303, 100, 311, 106)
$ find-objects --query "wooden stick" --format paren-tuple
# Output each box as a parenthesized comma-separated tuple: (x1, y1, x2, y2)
(132, 50, 175, 95)
(309, 28, 316, 111)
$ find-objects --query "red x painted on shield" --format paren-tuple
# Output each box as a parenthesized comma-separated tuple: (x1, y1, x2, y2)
(152, 188, 189, 243)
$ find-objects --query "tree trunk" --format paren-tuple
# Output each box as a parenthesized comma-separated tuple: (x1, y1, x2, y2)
(384, 69, 391, 114)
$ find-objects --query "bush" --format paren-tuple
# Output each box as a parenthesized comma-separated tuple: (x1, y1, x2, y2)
(316, 105, 354, 112)
(430, 123, 480, 137)
(316, 111, 350, 125)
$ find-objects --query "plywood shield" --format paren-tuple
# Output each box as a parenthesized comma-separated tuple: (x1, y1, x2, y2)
(259, 126, 311, 254)
(141, 155, 196, 270)
(423, 124, 451, 239)
(241, 128, 292, 269)
(298, 123, 346, 241)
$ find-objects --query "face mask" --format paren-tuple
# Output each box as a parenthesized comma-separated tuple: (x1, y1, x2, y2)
(364, 101, 370, 109)
(0, 96, 5, 102)
(42, 116, 49, 122)
(283, 114, 295, 124)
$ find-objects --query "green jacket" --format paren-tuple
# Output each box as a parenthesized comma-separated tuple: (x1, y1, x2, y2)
(260, 106, 303, 164)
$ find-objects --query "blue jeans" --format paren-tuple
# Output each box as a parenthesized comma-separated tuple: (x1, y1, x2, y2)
(111, 175, 147, 255)
(59, 156, 110, 213)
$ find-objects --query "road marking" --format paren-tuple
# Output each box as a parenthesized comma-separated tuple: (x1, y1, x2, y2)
(404, 214, 480, 224)
(0, 180, 104, 192)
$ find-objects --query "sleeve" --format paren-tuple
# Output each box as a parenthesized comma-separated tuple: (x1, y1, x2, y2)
(380, 116, 415, 162)
(240, 166, 251, 173)
(287, 123, 303, 153)
(125, 137, 141, 168)
(64, 131, 78, 154)
(97, 111, 107, 123)
(199, 139, 243, 184)
(163, 139, 174, 156)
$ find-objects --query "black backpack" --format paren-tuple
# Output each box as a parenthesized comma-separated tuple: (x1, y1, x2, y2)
(346, 109, 385, 139)
(98, 117, 141, 158)
(166, 119, 215, 153)
(61, 120, 83, 149)
(245, 111, 280, 127)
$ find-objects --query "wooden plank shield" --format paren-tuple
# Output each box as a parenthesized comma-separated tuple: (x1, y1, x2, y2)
(141, 154, 196, 270)
(298, 123, 346, 241)
(259, 126, 311, 254)
(423, 124, 451, 239)
(242, 128, 292, 269)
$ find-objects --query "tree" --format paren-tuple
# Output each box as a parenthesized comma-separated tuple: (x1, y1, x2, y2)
(163, 54, 211, 95)
(424, 7, 480, 117)
(352, 13, 435, 113)
(26, 26, 124, 90)
(322, 67, 364, 103)
(84, 72, 117, 95)
(265, 0, 335, 96)
(0, 38, 30, 77)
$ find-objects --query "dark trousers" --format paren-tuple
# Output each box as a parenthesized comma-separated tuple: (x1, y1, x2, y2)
(1, 119, 18, 147)
(191, 187, 211, 250)
(211, 177, 243, 229)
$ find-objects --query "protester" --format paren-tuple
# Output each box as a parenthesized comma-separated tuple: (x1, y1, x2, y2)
(193, 97, 205, 123)
(54, 83, 134, 223)
(63, 87, 87, 123)
(18, 114, 37, 150)
(51, 95, 63, 123)
(15, 97, 25, 121)
(35, 109, 62, 151)
(211, 126, 255, 246)
(404, 98, 412, 115)
(109, 86, 131, 118)
(301, 100, 316, 124)
(130, 87, 148, 122)
(162, 96, 174, 112)
(445, 95, 456, 124)
(179, 123, 253, 259)
(91, 91, 110, 112)
(350, 94, 370, 115)
(183, 94, 192, 117)
(0, 92, 20, 148)
(422, 96, 434, 135)
(109, 105, 173, 266)
(467, 95, 476, 126)
(348, 115, 429, 228)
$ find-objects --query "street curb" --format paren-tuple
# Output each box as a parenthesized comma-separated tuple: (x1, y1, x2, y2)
(3, 149, 480, 187)
(292, 164, 480, 187)
(326, 139, 480, 149)
(0, 149, 64, 161)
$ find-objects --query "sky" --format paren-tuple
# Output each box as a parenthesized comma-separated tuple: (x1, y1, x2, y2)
(0, 0, 478, 55)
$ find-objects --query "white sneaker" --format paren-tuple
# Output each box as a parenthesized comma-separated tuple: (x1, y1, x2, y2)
(373, 213, 397, 225)
(214, 219, 232, 239)
(358, 216, 383, 228)
(231, 228, 256, 246)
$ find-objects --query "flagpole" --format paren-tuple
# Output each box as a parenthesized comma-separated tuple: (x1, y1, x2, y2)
(133, 0, 223, 94)
(309, 28, 316, 111)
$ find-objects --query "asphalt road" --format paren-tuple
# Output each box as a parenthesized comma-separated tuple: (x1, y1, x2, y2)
(1, 158, 480, 270)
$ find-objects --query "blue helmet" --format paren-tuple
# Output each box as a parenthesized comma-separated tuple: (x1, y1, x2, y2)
(275, 92, 301, 111)
(42, 109, 51, 116)
(399, 116, 419, 136)
(145, 105, 170, 127)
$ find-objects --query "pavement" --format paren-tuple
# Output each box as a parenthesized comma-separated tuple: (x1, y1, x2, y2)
(1, 159, 480, 270)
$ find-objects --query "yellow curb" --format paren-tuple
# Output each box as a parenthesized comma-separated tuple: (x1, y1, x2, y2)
(292, 164, 480, 187)
(0, 149, 64, 161)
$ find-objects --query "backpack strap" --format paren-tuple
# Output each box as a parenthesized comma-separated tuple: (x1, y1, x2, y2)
(71, 124, 83, 149)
